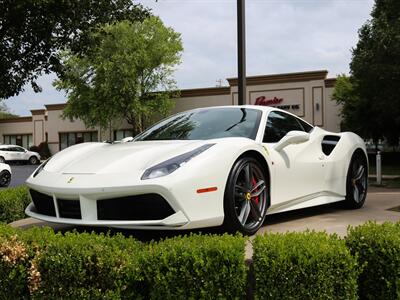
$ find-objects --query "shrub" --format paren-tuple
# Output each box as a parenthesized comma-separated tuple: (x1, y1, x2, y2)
(37, 142, 51, 159)
(253, 231, 359, 300)
(0, 225, 247, 299)
(0, 225, 145, 299)
(0, 186, 31, 223)
(0, 226, 31, 299)
(346, 221, 400, 300)
(35, 231, 145, 299)
(29, 145, 39, 153)
(143, 233, 247, 299)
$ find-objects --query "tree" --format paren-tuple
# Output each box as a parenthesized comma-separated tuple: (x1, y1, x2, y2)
(0, 0, 150, 99)
(350, 0, 400, 147)
(54, 17, 183, 135)
(0, 103, 18, 119)
(332, 75, 381, 143)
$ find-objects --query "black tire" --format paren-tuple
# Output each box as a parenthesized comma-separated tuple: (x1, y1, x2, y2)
(0, 156, 5, 163)
(223, 157, 269, 235)
(0, 170, 11, 187)
(29, 156, 39, 165)
(344, 152, 368, 209)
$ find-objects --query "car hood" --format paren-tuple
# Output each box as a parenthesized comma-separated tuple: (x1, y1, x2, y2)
(44, 140, 212, 174)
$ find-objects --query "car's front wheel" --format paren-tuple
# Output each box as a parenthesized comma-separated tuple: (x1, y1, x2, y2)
(29, 156, 39, 165)
(0, 170, 11, 187)
(344, 152, 368, 209)
(223, 157, 269, 235)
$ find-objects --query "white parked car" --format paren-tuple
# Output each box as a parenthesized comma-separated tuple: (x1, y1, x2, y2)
(0, 163, 11, 187)
(0, 145, 40, 165)
(25, 105, 368, 235)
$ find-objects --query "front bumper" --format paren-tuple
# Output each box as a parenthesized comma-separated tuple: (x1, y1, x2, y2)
(25, 170, 226, 230)
(26, 203, 189, 229)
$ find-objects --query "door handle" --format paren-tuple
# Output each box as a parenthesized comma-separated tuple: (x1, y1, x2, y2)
(318, 155, 325, 160)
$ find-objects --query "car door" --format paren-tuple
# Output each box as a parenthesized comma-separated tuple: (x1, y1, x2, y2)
(4, 147, 18, 161)
(263, 111, 325, 209)
(15, 146, 28, 161)
(0, 147, 11, 161)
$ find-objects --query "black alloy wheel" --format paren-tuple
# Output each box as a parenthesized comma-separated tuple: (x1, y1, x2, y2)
(345, 152, 368, 209)
(29, 156, 38, 165)
(0, 170, 11, 187)
(224, 157, 269, 235)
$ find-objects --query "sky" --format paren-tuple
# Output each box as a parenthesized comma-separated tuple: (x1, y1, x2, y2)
(5, 0, 375, 116)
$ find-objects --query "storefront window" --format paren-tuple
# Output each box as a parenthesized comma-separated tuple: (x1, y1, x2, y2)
(59, 131, 98, 150)
(3, 134, 33, 149)
(114, 129, 134, 141)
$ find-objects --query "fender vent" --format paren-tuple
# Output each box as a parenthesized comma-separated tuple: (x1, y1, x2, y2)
(321, 135, 341, 156)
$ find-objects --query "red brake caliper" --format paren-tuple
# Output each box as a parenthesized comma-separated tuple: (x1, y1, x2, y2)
(251, 177, 259, 204)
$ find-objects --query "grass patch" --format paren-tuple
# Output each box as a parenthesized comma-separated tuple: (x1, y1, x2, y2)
(370, 177, 400, 188)
(369, 164, 400, 176)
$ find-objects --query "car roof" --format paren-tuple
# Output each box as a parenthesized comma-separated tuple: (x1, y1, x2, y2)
(0, 144, 25, 148)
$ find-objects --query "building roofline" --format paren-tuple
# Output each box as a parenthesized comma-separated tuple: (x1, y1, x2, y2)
(45, 103, 67, 111)
(227, 70, 329, 86)
(324, 78, 337, 88)
(178, 86, 231, 98)
(31, 109, 46, 115)
(0, 116, 32, 123)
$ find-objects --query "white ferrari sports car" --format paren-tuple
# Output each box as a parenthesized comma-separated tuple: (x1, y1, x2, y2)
(25, 105, 368, 235)
(0, 163, 11, 187)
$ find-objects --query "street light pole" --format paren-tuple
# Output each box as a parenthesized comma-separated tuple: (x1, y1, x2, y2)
(237, 0, 246, 105)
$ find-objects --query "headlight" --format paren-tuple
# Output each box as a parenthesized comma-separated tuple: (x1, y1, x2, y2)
(32, 159, 50, 178)
(141, 144, 215, 180)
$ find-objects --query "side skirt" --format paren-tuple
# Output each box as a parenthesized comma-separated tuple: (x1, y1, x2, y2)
(267, 192, 345, 215)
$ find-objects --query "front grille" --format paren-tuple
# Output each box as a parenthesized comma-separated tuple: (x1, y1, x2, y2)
(29, 189, 56, 217)
(57, 199, 81, 219)
(97, 194, 175, 221)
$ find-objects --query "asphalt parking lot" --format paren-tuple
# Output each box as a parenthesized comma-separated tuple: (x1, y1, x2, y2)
(1, 163, 37, 188)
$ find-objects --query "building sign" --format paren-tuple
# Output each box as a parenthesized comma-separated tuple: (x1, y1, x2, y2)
(254, 96, 300, 110)
(250, 88, 305, 117)
(255, 96, 283, 106)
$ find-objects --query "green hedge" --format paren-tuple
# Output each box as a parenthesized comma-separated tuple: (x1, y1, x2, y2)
(346, 221, 400, 300)
(144, 234, 247, 299)
(0, 225, 247, 299)
(253, 231, 359, 300)
(0, 186, 31, 223)
(2, 222, 400, 299)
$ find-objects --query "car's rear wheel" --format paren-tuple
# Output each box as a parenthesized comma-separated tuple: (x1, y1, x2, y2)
(29, 156, 39, 165)
(0, 170, 11, 187)
(223, 157, 268, 235)
(0, 156, 5, 163)
(345, 152, 368, 209)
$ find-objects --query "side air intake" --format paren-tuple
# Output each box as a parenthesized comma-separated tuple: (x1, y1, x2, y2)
(321, 135, 341, 156)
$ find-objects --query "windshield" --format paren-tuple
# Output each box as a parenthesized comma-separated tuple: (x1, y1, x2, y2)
(135, 107, 262, 141)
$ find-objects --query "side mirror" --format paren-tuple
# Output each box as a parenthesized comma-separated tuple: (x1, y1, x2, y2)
(274, 130, 310, 152)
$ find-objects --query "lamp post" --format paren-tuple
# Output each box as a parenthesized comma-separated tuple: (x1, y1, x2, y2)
(237, 0, 246, 105)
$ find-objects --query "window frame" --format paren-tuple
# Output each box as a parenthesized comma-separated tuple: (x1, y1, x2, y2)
(58, 131, 98, 151)
(262, 110, 313, 143)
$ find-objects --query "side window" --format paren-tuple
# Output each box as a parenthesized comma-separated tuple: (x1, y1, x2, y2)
(297, 118, 314, 133)
(263, 111, 304, 143)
